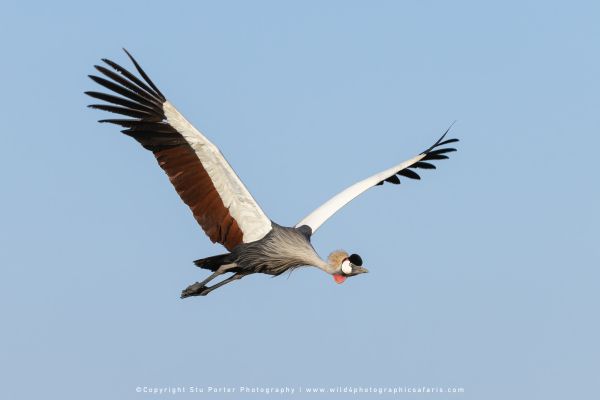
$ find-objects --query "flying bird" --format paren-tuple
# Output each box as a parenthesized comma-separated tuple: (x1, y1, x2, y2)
(86, 50, 458, 298)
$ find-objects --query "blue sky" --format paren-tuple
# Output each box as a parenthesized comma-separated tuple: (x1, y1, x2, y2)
(1, 1, 599, 399)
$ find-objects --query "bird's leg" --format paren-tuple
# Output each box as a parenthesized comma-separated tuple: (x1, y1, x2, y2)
(180, 264, 236, 298)
(195, 273, 247, 296)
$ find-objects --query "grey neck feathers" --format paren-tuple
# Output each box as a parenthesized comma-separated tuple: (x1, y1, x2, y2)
(319, 260, 338, 274)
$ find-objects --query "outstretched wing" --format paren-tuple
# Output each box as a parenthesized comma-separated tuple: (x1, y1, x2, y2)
(296, 128, 458, 233)
(86, 49, 272, 251)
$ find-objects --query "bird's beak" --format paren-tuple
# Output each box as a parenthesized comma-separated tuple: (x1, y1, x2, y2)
(351, 266, 369, 275)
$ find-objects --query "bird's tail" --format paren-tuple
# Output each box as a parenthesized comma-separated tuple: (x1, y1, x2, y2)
(193, 253, 233, 271)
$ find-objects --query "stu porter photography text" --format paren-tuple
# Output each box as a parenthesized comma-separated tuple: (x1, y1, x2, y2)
(135, 386, 465, 395)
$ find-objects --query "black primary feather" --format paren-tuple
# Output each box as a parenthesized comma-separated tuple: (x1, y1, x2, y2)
(411, 161, 436, 169)
(422, 153, 449, 161)
(429, 148, 457, 155)
(385, 175, 401, 184)
(398, 169, 421, 180)
(85, 91, 155, 113)
(88, 104, 154, 119)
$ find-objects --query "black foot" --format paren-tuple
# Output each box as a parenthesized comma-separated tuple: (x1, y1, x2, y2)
(181, 282, 208, 298)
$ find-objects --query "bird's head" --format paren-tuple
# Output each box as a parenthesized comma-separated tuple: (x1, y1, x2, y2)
(327, 250, 369, 284)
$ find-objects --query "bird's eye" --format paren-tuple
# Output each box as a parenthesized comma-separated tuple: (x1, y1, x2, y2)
(341, 259, 352, 274)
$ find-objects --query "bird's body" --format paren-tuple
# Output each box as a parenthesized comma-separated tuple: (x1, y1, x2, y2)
(223, 223, 324, 276)
(86, 50, 458, 297)
(181, 223, 324, 296)
(195, 224, 320, 276)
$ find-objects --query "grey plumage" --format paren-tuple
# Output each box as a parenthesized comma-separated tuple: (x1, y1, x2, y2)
(233, 223, 324, 276)
(182, 223, 331, 297)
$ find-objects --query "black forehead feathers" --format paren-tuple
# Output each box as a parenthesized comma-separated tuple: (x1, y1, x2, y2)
(349, 254, 363, 266)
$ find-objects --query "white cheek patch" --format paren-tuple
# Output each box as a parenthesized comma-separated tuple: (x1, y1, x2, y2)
(341, 259, 352, 274)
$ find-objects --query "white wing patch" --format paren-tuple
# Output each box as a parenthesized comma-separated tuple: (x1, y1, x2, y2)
(296, 154, 424, 233)
(164, 101, 272, 243)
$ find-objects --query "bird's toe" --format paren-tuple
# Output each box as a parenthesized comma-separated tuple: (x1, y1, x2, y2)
(181, 283, 206, 298)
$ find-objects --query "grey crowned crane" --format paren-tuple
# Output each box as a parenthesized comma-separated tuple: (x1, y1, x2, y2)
(86, 50, 459, 298)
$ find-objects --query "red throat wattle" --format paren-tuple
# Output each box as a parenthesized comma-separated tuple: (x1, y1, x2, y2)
(333, 274, 347, 284)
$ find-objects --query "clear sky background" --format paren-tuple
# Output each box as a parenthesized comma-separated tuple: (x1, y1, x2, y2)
(1, 1, 598, 399)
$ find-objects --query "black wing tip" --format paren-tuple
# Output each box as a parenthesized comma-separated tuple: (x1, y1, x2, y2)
(87, 51, 185, 151)
(423, 122, 460, 155)
(120, 48, 166, 100)
(375, 123, 459, 188)
(122, 48, 135, 63)
(95, 52, 166, 102)
(87, 50, 169, 121)
(122, 48, 138, 64)
(100, 58, 118, 69)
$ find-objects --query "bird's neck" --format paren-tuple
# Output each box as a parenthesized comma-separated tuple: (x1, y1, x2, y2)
(317, 259, 338, 275)
(302, 250, 336, 274)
